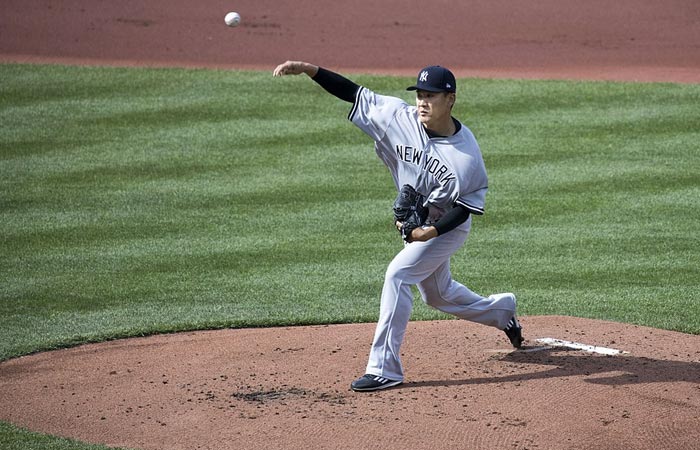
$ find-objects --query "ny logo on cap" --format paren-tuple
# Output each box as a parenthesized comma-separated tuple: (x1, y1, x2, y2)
(419, 71, 429, 82)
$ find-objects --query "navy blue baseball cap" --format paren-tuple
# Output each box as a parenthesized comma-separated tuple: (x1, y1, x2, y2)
(406, 66, 456, 93)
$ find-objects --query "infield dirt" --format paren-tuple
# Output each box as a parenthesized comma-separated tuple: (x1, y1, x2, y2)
(2, 0, 700, 82)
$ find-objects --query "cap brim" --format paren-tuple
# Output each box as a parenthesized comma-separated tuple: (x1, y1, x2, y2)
(406, 85, 448, 92)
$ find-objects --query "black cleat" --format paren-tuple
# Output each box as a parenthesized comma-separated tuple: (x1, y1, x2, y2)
(504, 316, 524, 348)
(350, 374, 403, 392)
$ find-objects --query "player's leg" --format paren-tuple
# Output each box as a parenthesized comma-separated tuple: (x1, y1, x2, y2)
(417, 263, 516, 329)
(363, 230, 465, 381)
(415, 226, 522, 345)
(361, 270, 414, 383)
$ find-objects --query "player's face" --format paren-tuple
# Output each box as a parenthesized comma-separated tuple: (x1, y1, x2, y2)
(415, 90, 455, 127)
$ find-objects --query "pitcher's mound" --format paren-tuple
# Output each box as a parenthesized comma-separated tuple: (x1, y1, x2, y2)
(0, 316, 698, 450)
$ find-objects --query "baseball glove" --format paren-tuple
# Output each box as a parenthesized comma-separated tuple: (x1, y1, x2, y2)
(393, 184, 429, 242)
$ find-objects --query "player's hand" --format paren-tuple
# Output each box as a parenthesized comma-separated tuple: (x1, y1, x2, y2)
(273, 61, 318, 77)
(396, 221, 437, 242)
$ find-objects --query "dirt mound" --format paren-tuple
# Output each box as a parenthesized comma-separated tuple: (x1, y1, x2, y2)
(1, 317, 698, 450)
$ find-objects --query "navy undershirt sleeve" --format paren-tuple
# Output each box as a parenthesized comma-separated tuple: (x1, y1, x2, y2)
(433, 205, 470, 236)
(311, 67, 360, 103)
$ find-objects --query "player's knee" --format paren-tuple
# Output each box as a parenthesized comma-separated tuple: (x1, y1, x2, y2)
(383, 261, 415, 285)
(384, 266, 405, 284)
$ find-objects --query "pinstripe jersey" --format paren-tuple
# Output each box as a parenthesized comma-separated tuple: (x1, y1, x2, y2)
(349, 87, 488, 226)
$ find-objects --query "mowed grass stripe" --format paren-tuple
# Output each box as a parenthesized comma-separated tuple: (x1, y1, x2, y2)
(1, 64, 699, 365)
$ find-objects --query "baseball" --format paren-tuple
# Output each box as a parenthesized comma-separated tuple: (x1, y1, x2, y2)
(224, 11, 241, 27)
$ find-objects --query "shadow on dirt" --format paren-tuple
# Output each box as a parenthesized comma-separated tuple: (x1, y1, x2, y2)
(404, 347, 700, 389)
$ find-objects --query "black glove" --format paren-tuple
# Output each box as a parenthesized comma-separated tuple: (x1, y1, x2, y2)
(393, 184, 429, 242)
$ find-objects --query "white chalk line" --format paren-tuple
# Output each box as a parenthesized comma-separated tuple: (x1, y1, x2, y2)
(525, 338, 629, 355)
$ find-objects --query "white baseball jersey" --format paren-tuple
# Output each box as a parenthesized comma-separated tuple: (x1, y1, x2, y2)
(346, 85, 516, 382)
(349, 87, 488, 227)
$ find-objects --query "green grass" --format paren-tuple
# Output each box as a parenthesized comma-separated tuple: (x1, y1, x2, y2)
(0, 422, 136, 450)
(1, 63, 699, 449)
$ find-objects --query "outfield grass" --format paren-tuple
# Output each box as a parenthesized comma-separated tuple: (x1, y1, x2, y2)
(1, 63, 698, 449)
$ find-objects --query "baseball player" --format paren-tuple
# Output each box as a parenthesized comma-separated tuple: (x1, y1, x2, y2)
(273, 61, 524, 392)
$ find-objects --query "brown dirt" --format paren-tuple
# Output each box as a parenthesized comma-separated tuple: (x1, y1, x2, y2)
(1, 1, 699, 449)
(1, 0, 699, 82)
(1, 318, 699, 450)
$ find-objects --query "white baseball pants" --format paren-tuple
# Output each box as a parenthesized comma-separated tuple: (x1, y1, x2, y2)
(365, 218, 517, 381)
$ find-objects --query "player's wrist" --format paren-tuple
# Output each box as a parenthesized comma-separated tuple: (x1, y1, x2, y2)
(304, 63, 319, 77)
(410, 226, 438, 242)
(422, 226, 438, 241)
